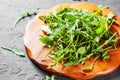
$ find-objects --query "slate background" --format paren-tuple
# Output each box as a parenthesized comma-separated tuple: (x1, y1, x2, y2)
(0, 0, 120, 80)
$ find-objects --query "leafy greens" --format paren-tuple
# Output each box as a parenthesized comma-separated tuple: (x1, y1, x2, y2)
(39, 7, 118, 67)
(0, 45, 25, 57)
(45, 75, 55, 80)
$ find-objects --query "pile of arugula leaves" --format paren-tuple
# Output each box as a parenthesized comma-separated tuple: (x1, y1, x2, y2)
(39, 7, 119, 68)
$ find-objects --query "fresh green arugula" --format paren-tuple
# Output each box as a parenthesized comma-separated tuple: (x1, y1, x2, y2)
(39, 7, 119, 68)
(45, 75, 55, 80)
(14, 8, 40, 27)
(0, 45, 25, 57)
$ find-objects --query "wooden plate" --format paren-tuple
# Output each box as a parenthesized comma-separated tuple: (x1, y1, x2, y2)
(24, 2, 120, 80)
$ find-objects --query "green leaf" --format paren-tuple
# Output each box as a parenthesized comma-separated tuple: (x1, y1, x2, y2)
(77, 47, 86, 55)
(45, 75, 55, 80)
(82, 56, 99, 72)
(0, 45, 25, 57)
(40, 37, 53, 46)
(63, 13, 76, 21)
(107, 12, 115, 19)
(96, 18, 107, 35)
(111, 36, 119, 42)
(64, 61, 78, 66)
(94, 36, 100, 42)
(102, 52, 110, 60)
(45, 75, 51, 80)
(14, 8, 41, 27)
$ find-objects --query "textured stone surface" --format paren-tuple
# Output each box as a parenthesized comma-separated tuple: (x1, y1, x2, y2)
(0, 0, 120, 80)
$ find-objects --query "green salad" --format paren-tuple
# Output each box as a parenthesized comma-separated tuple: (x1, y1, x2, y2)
(39, 7, 118, 68)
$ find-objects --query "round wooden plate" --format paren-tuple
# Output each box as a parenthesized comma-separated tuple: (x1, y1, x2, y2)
(24, 2, 120, 80)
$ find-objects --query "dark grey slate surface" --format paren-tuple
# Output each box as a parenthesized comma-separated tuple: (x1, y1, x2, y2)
(0, 0, 120, 80)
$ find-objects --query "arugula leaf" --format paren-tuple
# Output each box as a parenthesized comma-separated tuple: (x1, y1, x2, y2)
(107, 12, 115, 23)
(83, 56, 99, 72)
(45, 75, 55, 80)
(96, 18, 107, 35)
(77, 47, 86, 55)
(64, 61, 78, 66)
(40, 37, 53, 46)
(107, 12, 115, 19)
(14, 8, 40, 27)
(0, 45, 25, 57)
